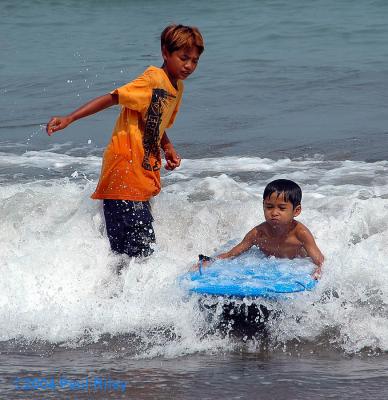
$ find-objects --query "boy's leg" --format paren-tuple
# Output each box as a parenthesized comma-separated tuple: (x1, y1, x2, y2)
(103, 199, 126, 254)
(103, 200, 156, 258)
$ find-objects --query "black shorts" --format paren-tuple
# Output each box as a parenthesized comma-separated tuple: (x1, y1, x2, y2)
(103, 199, 155, 258)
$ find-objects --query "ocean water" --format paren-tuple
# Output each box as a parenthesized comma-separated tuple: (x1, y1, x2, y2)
(1, 0, 388, 398)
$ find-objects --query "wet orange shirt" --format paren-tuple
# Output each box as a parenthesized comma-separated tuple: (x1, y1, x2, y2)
(91, 66, 184, 201)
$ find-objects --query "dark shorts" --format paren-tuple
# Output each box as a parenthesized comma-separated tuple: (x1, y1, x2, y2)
(103, 199, 155, 258)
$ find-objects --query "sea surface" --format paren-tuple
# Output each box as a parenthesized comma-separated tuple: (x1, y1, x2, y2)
(1, 0, 388, 398)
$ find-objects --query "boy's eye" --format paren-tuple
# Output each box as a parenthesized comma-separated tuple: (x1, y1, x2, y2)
(180, 56, 199, 64)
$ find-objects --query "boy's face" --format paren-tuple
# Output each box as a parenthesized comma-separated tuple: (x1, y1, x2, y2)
(162, 46, 200, 84)
(263, 192, 301, 227)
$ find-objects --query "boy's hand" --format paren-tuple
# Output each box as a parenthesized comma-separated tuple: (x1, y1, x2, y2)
(164, 147, 181, 170)
(160, 132, 181, 170)
(190, 255, 216, 272)
(191, 259, 213, 271)
(312, 266, 322, 280)
(46, 116, 73, 135)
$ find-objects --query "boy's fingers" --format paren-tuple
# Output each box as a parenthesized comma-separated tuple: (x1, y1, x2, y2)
(174, 155, 181, 166)
(170, 156, 181, 168)
(46, 117, 59, 134)
(166, 164, 177, 170)
(165, 160, 177, 170)
(46, 119, 53, 132)
(312, 272, 321, 280)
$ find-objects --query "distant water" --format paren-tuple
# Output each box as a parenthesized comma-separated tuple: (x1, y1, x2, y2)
(1, 0, 388, 399)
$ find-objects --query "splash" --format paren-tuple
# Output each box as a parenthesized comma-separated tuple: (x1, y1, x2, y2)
(0, 153, 387, 356)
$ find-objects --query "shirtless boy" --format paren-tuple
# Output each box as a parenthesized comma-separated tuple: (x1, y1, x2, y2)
(211, 179, 324, 279)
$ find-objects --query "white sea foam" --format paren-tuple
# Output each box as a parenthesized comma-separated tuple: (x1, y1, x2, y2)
(0, 150, 101, 181)
(0, 153, 387, 356)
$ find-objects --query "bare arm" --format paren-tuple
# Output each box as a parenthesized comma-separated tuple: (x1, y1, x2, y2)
(160, 131, 181, 170)
(191, 228, 258, 272)
(46, 93, 118, 135)
(297, 226, 324, 279)
(217, 228, 257, 260)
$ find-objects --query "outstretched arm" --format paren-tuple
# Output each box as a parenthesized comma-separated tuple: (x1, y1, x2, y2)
(297, 226, 324, 279)
(46, 93, 118, 135)
(217, 228, 257, 260)
(161, 132, 181, 170)
(191, 229, 256, 272)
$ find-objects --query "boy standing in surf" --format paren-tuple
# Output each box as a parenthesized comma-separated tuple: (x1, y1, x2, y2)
(46, 25, 204, 259)
(201, 179, 324, 279)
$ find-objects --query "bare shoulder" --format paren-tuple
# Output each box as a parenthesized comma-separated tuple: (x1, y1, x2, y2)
(253, 222, 267, 235)
(242, 224, 265, 242)
(250, 222, 269, 242)
(294, 221, 315, 241)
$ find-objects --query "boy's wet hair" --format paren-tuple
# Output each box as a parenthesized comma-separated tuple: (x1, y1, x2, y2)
(263, 179, 302, 209)
(161, 24, 204, 55)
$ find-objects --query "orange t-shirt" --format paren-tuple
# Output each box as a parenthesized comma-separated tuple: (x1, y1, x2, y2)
(91, 66, 184, 201)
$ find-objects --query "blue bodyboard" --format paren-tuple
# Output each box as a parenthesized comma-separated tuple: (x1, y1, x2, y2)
(180, 257, 317, 299)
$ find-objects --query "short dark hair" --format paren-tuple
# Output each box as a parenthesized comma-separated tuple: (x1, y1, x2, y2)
(263, 179, 302, 208)
(161, 24, 204, 55)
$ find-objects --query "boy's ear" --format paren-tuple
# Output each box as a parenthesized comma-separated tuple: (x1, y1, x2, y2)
(293, 205, 302, 217)
(161, 45, 169, 62)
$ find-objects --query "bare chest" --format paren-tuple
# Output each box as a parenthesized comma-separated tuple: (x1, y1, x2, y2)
(255, 235, 305, 259)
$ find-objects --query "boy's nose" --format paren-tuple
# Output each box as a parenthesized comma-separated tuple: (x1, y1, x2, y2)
(185, 60, 196, 71)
